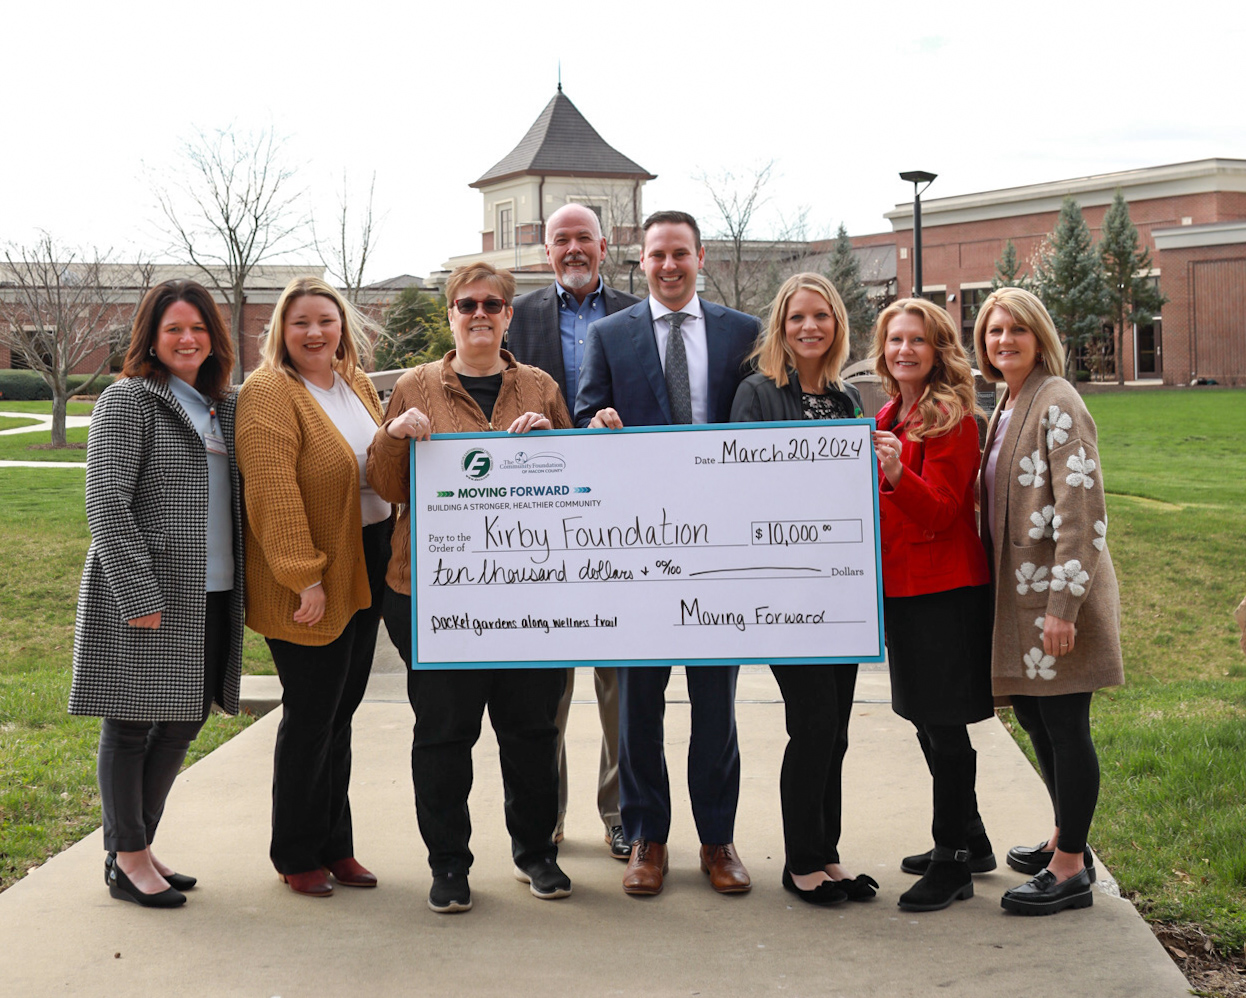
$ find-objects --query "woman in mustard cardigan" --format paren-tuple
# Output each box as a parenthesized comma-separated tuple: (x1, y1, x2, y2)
(236, 277, 391, 898)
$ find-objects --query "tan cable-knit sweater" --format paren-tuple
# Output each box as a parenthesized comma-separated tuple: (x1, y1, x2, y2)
(366, 350, 571, 595)
(236, 365, 383, 645)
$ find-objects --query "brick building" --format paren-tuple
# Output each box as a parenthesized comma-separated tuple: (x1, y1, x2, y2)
(877, 158, 1246, 385)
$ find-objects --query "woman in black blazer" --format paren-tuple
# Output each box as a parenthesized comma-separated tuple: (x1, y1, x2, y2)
(730, 272, 870, 906)
(70, 280, 244, 908)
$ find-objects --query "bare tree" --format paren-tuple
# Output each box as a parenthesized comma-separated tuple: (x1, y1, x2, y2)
(0, 235, 151, 445)
(314, 170, 382, 304)
(697, 162, 818, 317)
(155, 125, 306, 381)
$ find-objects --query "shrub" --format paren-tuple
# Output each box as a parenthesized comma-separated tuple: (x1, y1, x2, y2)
(0, 370, 114, 401)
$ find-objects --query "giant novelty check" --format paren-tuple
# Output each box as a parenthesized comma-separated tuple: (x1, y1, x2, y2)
(409, 420, 884, 668)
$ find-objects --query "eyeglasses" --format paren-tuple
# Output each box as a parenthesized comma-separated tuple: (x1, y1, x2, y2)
(452, 297, 507, 315)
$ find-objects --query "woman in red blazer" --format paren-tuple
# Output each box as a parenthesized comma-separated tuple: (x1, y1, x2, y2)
(870, 298, 994, 912)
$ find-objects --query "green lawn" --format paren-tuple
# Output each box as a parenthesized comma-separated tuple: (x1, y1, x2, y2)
(0, 468, 265, 891)
(0, 401, 96, 416)
(1075, 388, 1246, 951)
(0, 416, 42, 431)
(0, 427, 89, 461)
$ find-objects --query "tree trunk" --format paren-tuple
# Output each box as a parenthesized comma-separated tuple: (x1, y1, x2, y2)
(1115, 304, 1126, 386)
(231, 279, 247, 383)
(51, 375, 68, 448)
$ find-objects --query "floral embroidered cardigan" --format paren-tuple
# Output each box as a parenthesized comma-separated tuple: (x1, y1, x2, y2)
(979, 366, 1124, 698)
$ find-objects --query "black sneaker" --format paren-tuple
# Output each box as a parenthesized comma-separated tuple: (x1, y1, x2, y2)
(428, 870, 472, 913)
(513, 856, 572, 899)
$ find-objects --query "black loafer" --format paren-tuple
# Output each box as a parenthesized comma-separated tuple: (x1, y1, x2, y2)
(1001, 868, 1094, 915)
(606, 825, 631, 860)
(1006, 841, 1096, 880)
(901, 846, 996, 876)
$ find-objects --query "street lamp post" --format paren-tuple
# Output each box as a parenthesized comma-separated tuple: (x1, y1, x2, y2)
(899, 171, 937, 299)
(625, 258, 641, 295)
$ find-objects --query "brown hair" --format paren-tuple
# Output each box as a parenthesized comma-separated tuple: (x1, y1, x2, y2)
(748, 272, 850, 392)
(642, 210, 702, 251)
(260, 276, 375, 379)
(444, 262, 516, 306)
(870, 297, 979, 441)
(972, 287, 1066, 382)
(121, 280, 233, 400)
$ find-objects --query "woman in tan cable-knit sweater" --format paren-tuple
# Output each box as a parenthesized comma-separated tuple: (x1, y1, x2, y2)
(236, 277, 392, 899)
(366, 262, 573, 914)
(974, 287, 1123, 918)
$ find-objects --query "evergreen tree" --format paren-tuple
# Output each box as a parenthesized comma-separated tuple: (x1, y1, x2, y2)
(825, 223, 877, 360)
(990, 239, 1030, 291)
(1031, 197, 1107, 379)
(376, 287, 452, 369)
(1100, 188, 1168, 384)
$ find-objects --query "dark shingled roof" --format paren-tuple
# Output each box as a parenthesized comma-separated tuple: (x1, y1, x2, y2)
(471, 89, 655, 188)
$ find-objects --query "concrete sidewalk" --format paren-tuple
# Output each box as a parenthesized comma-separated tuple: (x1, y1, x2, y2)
(0, 663, 1188, 998)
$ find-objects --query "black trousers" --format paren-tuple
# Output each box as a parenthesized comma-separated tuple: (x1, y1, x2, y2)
(266, 522, 389, 875)
(97, 591, 229, 853)
(914, 723, 981, 852)
(384, 587, 565, 876)
(1010, 692, 1098, 854)
(770, 664, 858, 874)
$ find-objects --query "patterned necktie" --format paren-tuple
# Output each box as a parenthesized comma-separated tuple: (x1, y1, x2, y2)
(664, 311, 693, 424)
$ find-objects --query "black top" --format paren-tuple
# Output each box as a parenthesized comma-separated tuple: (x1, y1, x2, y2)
(802, 392, 856, 421)
(729, 368, 864, 424)
(457, 373, 504, 423)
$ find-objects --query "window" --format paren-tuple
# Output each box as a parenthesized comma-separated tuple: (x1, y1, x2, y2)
(498, 206, 514, 250)
(960, 287, 993, 345)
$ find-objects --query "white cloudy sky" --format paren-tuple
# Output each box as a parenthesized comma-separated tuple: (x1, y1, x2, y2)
(3, 0, 1241, 281)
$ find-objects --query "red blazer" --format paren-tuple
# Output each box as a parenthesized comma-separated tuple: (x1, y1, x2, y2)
(877, 398, 990, 598)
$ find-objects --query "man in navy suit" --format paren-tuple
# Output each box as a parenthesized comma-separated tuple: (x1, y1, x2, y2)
(507, 203, 640, 862)
(575, 210, 760, 896)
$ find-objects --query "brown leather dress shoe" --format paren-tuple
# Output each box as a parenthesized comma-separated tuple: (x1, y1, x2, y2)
(700, 843, 752, 893)
(325, 857, 377, 888)
(279, 869, 333, 897)
(623, 839, 668, 896)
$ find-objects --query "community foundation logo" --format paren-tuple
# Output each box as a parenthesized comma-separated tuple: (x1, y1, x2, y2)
(461, 448, 492, 480)
(498, 450, 567, 474)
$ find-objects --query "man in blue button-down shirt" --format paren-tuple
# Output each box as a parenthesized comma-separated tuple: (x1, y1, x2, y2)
(507, 201, 640, 862)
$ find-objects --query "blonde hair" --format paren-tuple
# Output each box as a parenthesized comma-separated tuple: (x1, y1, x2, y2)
(749, 272, 850, 391)
(870, 298, 979, 441)
(972, 287, 1065, 383)
(261, 276, 376, 379)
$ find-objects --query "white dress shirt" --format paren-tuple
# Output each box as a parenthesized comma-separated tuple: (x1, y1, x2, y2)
(649, 295, 709, 425)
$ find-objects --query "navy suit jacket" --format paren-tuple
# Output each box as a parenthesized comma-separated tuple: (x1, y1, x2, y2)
(506, 282, 641, 404)
(573, 297, 761, 428)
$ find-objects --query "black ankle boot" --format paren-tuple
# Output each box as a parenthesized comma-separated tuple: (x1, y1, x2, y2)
(898, 847, 973, 912)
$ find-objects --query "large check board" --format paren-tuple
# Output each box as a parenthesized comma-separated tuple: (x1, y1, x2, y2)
(410, 420, 883, 668)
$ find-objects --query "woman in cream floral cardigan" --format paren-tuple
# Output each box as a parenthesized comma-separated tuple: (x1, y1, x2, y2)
(974, 288, 1124, 917)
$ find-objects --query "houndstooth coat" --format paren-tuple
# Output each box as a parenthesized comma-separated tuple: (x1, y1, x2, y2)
(69, 377, 245, 720)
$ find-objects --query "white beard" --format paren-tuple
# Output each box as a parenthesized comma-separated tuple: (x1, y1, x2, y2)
(559, 267, 594, 291)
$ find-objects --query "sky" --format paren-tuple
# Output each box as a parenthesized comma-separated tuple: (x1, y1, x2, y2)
(4, 0, 1242, 283)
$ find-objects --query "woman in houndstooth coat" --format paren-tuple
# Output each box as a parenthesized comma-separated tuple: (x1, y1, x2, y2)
(70, 280, 244, 908)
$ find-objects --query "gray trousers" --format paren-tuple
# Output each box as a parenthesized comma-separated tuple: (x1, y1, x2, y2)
(554, 667, 621, 829)
(97, 591, 228, 853)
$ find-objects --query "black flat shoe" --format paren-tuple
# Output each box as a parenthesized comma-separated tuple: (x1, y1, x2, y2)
(1006, 841, 1096, 880)
(108, 861, 186, 908)
(829, 873, 879, 901)
(781, 866, 847, 907)
(107, 852, 195, 891)
(1001, 868, 1094, 916)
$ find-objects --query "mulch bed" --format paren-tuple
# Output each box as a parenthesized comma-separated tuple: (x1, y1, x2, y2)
(1153, 922, 1246, 997)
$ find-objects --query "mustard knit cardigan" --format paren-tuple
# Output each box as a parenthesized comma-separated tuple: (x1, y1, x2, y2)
(236, 365, 384, 645)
